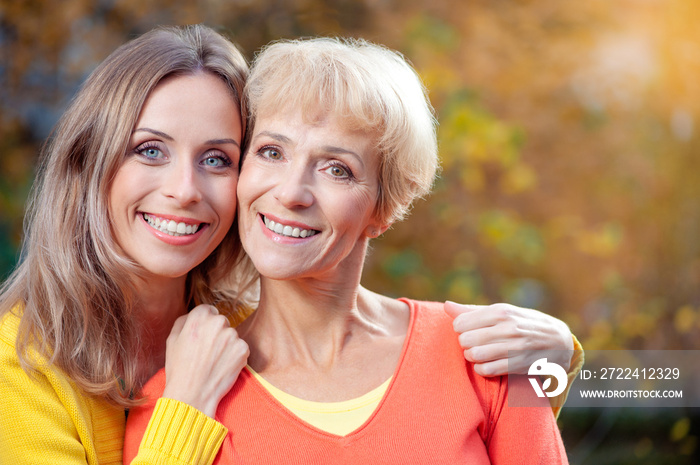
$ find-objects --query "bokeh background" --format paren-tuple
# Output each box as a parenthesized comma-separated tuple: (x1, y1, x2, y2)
(1, 0, 698, 463)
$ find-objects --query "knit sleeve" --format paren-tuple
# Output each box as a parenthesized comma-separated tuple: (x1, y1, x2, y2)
(549, 334, 585, 418)
(0, 328, 91, 465)
(125, 371, 228, 465)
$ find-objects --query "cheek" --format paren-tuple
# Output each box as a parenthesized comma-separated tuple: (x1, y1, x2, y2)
(210, 178, 239, 225)
(345, 188, 382, 236)
(237, 162, 266, 208)
(349, 189, 379, 220)
(109, 162, 149, 208)
(107, 170, 135, 221)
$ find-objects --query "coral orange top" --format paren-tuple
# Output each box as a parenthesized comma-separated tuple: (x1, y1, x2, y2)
(125, 300, 568, 464)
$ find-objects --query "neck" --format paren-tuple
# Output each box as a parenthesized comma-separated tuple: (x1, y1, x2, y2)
(132, 274, 189, 378)
(238, 238, 402, 373)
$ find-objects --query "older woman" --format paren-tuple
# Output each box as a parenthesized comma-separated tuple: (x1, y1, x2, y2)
(126, 37, 569, 464)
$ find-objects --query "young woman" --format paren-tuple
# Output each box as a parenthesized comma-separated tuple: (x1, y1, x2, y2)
(125, 37, 572, 464)
(0, 25, 252, 465)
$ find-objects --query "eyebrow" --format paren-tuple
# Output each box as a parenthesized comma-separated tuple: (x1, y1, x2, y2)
(256, 131, 291, 145)
(134, 128, 240, 147)
(256, 130, 364, 167)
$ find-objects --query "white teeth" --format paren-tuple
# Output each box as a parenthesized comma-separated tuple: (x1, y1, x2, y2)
(143, 214, 201, 237)
(263, 216, 317, 238)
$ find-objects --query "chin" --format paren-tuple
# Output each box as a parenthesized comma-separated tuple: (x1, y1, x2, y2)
(143, 262, 199, 279)
(253, 262, 309, 281)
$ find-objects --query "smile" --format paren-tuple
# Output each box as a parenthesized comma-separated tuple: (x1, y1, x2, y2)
(263, 215, 318, 238)
(143, 213, 202, 236)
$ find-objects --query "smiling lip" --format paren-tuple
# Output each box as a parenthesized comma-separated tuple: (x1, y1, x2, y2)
(141, 212, 208, 245)
(260, 214, 319, 239)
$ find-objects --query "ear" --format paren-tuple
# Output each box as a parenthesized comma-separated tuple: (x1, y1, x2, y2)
(364, 222, 391, 239)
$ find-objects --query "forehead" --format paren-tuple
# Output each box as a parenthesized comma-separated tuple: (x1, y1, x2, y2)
(142, 73, 233, 112)
(253, 109, 378, 154)
(135, 73, 242, 139)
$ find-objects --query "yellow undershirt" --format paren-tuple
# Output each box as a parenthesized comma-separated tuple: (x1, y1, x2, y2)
(248, 367, 390, 436)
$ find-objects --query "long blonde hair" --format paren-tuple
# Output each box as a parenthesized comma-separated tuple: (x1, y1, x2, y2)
(0, 25, 251, 406)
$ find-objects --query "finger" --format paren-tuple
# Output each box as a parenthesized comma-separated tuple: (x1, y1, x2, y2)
(168, 314, 188, 339)
(444, 301, 485, 319)
(462, 321, 538, 350)
(470, 348, 532, 376)
(185, 306, 230, 334)
(472, 349, 546, 375)
(189, 304, 218, 316)
(458, 327, 503, 349)
(463, 341, 511, 363)
(452, 303, 525, 333)
(228, 338, 250, 370)
(451, 305, 513, 333)
(473, 359, 509, 377)
(211, 328, 244, 358)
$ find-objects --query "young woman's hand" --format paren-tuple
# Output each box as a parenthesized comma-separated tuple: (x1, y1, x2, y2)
(444, 301, 574, 377)
(162, 304, 249, 417)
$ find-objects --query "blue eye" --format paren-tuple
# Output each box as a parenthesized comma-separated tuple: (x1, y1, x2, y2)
(137, 145, 165, 159)
(203, 155, 231, 167)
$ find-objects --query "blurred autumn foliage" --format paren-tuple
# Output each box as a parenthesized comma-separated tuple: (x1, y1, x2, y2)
(1, 0, 699, 462)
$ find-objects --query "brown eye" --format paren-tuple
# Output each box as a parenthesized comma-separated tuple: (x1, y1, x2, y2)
(324, 163, 352, 179)
(260, 147, 282, 160)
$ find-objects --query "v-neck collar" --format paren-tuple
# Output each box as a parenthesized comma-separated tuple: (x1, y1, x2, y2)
(239, 298, 417, 440)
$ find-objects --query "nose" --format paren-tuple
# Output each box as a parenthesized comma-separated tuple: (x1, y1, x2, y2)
(162, 158, 203, 205)
(273, 161, 314, 209)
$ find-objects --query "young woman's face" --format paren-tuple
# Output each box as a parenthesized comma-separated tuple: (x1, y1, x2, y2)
(237, 109, 384, 281)
(109, 72, 242, 280)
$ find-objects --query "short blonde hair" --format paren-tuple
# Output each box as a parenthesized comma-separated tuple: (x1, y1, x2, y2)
(245, 37, 439, 224)
(0, 25, 249, 406)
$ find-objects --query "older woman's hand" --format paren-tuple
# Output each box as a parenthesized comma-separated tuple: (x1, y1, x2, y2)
(444, 301, 574, 377)
(162, 304, 249, 417)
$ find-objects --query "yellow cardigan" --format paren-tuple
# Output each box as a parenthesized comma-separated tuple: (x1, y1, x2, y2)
(0, 310, 226, 465)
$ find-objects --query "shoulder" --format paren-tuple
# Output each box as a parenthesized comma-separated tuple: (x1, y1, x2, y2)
(1, 305, 76, 397)
(398, 298, 466, 369)
(0, 310, 24, 379)
(0, 307, 125, 465)
(398, 298, 454, 339)
(399, 298, 508, 400)
(391, 299, 509, 444)
(0, 307, 21, 348)
(0, 305, 52, 369)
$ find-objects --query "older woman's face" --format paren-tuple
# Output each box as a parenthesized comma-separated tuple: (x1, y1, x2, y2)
(237, 109, 384, 280)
